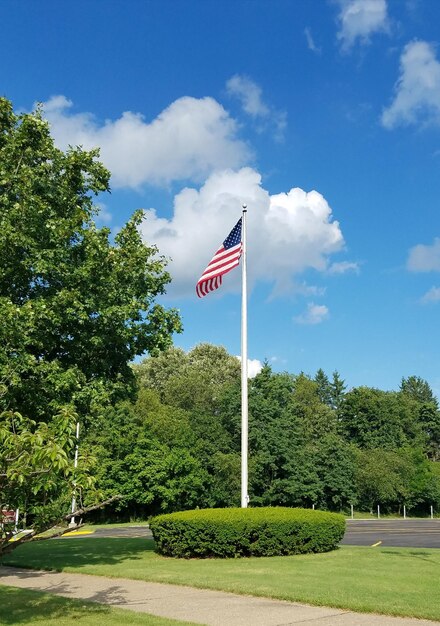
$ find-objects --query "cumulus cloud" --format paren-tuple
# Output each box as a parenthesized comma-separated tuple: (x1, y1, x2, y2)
(139, 167, 345, 298)
(226, 75, 287, 141)
(382, 41, 440, 129)
(236, 356, 263, 378)
(41, 95, 251, 188)
(294, 303, 329, 325)
(336, 0, 389, 51)
(407, 238, 440, 272)
(420, 286, 440, 304)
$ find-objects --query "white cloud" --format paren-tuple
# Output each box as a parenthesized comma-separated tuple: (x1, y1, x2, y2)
(41, 95, 251, 189)
(270, 356, 287, 365)
(420, 286, 440, 304)
(327, 260, 360, 274)
(407, 238, 440, 272)
(226, 75, 287, 141)
(226, 75, 270, 118)
(236, 356, 263, 378)
(304, 27, 321, 54)
(296, 283, 327, 297)
(139, 168, 345, 298)
(382, 41, 440, 129)
(294, 303, 329, 325)
(336, 0, 389, 51)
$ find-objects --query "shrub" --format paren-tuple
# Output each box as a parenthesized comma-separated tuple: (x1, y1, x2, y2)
(150, 507, 345, 558)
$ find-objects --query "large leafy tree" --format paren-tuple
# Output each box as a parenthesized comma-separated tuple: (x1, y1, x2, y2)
(88, 397, 210, 518)
(133, 345, 241, 509)
(0, 98, 181, 546)
(0, 98, 181, 423)
(338, 387, 422, 450)
(400, 376, 440, 460)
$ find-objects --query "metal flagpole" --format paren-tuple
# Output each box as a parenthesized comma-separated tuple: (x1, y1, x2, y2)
(69, 421, 80, 527)
(241, 205, 249, 508)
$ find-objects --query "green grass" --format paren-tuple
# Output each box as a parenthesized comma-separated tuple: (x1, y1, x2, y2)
(3, 538, 440, 621)
(0, 585, 197, 625)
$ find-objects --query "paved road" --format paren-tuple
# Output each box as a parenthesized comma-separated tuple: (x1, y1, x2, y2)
(67, 526, 154, 539)
(64, 519, 440, 548)
(342, 519, 440, 548)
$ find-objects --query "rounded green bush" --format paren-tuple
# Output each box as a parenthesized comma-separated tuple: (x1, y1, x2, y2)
(150, 507, 345, 558)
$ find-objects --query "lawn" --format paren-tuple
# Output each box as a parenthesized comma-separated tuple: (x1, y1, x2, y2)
(3, 538, 440, 621)
(0, 585, 197, 626)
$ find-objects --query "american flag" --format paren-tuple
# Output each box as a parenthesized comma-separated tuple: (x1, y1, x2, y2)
(196, 218, 243, 298)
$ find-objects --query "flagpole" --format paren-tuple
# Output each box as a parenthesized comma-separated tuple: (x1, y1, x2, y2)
(241, 205, 249, 508)
(69, 421, 80, 527)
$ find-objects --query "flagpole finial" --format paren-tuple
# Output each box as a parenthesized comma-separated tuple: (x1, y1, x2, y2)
(242, 203, 247, 211)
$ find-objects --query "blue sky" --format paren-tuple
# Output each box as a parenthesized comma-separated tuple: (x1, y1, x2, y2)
(3, 0, 440, 394)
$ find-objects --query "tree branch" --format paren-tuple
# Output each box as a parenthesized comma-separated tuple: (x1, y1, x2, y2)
(0, 494, 122, 556)
(62, 494, 122, 520)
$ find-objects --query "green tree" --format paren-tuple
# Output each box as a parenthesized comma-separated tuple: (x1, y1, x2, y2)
(0, 407, 113, 555)
(314, 368, 332, 406)
(134, 344, 241, 508)
(0, 97, 181, 425)
(0, 97, 181, 541)
(136, 343, 240, 414)
(354, 449, 405, 511)
(339, 387, 422, 450)
(400, 376, 440, 460)
(244, 366, 322, 507)
(292, 373, 338, 440)
(313, 434, 357, 510)
(400, 376, 436, 403)
(330, 370, 346, 410)
(354, 447, 437, 513)
(90, 399, 210, 517)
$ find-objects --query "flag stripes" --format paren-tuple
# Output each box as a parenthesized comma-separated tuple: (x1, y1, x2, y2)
(196, 218, 242, 298)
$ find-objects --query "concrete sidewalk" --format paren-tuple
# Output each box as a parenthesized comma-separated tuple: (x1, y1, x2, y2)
(0, 566, 437, 626)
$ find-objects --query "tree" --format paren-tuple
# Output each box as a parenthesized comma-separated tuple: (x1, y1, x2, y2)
(354, 449, 405, 512)
(244, 366, 322, 507)
(400, 376, 440, 460)
(89, 398, 210, 517)
(136, 343, 240, 414)
(292, 373, 338, 440)
(400, 376, 437, 404)
(330, 370, 346, 410)
(0, 97, 181, 424)
(0, 408, 121, 556)
(314, 368, 332, 406)
(134, 345, 241, 509)
(353, 447, 437, 513)
(339, 387, 422, 450)
(313, 434, 357, 510)
(0, 97, 181, 545)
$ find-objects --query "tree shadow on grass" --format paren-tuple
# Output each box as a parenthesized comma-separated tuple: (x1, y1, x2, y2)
(381, 549, 439, 565)
(1, 537, 156, 571)
(0, 585, 117, 624)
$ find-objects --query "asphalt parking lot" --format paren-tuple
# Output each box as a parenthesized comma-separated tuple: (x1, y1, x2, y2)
(63, 519, 440, 548)
(341, 519, 440, 548)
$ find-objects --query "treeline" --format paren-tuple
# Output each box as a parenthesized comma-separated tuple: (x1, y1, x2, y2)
(86, 344, 440, 519)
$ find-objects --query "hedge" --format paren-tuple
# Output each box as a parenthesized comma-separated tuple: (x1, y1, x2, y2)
(150, 507, 345, 558)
